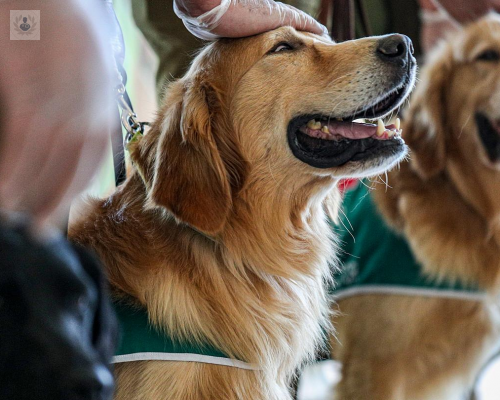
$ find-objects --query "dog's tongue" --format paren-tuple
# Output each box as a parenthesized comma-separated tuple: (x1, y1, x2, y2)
(329, 121, 388, 139)
(302, 119, 401, 141)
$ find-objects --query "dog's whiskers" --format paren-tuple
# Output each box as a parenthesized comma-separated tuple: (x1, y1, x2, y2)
(337, 206, 355, 242)
(458, 113, 472, 139)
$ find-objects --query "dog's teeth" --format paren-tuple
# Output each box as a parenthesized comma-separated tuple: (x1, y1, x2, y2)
(395, 117, 401, 130)
(387, 130, 395, 138)
(307, 120, 322, 130)
(321, 126, 330, 134)
(377, 119, 385, 137)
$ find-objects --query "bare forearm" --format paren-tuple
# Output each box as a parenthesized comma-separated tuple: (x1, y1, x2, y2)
(0, 0, 113, 225)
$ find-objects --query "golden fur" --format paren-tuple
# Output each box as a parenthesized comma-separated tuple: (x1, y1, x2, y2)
(330, 15, 500, 400)
(70, 28, 411, 400)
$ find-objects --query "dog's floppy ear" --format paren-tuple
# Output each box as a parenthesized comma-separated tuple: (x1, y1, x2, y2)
(131, 78, 236, 236)
(404, 45, 453, 180)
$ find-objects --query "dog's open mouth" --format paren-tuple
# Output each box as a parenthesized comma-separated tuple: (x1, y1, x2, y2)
(287, 116, 404, 169)
(288, 113, 407, 169)
(476, 113, 500, 163)
(288, 75, 413, 169)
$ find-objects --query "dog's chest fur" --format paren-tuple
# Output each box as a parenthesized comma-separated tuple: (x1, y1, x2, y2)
(71, 175, 334, 385)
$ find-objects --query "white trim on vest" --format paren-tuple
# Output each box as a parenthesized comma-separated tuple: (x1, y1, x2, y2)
(333, 285, 489, 302)
(112, 352, 259, 370)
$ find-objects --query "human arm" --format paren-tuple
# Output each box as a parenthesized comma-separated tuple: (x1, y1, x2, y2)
(0, 0, 114, 230)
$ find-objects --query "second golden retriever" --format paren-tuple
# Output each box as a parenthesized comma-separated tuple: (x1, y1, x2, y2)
(70, 28, 415, 399)
(330, 14, 500, 400)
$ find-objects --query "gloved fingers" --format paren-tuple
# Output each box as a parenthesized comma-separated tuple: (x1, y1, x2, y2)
(174, 0, 232, 40)
(174, 0, 327, 40)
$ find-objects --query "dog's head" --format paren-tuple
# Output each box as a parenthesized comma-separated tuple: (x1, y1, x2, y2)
(131, 28, 416, 235)
(0, 224, 117, 400)
(404, 14, 500, 179)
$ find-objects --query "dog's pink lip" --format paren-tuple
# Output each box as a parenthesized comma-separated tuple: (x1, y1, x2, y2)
(300, 120, 401, 141)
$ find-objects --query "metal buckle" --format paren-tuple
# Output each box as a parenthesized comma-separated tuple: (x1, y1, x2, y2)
(115, 82, 149, 150)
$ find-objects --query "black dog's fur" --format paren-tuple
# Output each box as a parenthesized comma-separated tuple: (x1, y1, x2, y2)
(0, 221, 117, 400)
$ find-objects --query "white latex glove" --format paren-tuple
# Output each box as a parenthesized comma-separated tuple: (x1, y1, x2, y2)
(174, 0, 328, 40)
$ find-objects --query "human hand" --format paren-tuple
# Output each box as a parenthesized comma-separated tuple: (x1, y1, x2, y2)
(174, 0, 328, 40)
(0, 0, 115, 230)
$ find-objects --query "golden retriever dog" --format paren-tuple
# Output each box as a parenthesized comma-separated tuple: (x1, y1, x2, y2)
(330, 14, 500, 400)
(70, 27, 415, 400)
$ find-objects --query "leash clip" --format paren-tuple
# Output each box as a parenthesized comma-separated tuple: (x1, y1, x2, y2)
(115, 78, 149, 150)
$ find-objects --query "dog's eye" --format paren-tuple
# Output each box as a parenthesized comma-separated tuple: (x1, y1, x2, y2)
(476, 49, 500, 62)
(271, 42, 294, 53)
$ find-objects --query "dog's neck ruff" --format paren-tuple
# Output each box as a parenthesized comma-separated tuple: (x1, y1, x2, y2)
(331, 181, 487, 301)
(112, 300, 258, 370)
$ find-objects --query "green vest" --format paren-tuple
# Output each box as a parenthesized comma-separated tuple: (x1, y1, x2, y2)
(112, 300, 257, 370)
(331, 181, 484, 301)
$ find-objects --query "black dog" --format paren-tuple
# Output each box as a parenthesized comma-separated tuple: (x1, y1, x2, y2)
(0, 220, 117, 400)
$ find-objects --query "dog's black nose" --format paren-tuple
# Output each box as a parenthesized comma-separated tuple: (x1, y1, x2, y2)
(69, 365, 114, 400)
(376, 34, 413, 66)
